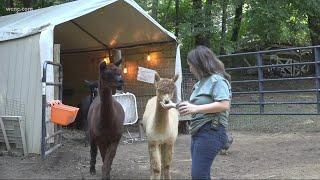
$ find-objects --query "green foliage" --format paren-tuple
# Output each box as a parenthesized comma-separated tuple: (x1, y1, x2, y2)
(135, 0, 319, 67)
(0, 0, 75, 16)
(1, 0, 319, 67)
(0, 0, 7, 16)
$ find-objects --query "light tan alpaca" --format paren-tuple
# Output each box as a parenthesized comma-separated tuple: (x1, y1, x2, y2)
(142, 73, 179, 180)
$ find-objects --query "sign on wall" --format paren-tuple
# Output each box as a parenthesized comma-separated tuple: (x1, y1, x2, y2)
(137, 67, 156, 84)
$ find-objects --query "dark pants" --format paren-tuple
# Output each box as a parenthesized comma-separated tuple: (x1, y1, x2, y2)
(191, 122, 227, 180)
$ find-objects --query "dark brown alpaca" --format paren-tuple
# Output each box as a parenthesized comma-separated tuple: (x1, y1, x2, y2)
(88, 60, 125, 179)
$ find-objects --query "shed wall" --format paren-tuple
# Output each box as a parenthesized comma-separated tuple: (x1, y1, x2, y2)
(0, 34, 42, 154)
(61, 43, 177, 118)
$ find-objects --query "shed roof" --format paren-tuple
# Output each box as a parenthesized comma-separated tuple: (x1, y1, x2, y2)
(0, 0, 176, 51)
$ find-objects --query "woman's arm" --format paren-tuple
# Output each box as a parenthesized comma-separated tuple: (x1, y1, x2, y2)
(196, 101, 230, 113)
(178, 75, 231, 116)
(178, 101, 230, 116)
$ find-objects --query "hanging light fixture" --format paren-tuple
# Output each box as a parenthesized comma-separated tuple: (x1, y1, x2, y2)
(123, 58, 128, 74)
(123, 65, 128, 74)
(103, 50, 110, 64)
(103, 57, 110, 64)
(147, 51, 151, 61)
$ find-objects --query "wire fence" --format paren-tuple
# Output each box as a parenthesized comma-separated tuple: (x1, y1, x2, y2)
(181, 45, 320, 132)
(0, 98, 25, 118)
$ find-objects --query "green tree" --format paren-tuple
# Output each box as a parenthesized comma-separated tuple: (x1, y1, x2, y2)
(230, 0, 244, 43)
(2, 0, 319, 62)
(220, 0, 229, 54)
(290, 0, 320, 45)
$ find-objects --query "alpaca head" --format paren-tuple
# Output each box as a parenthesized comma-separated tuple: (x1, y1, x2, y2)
(84, 80, 99, 97)
(154, 73, 179, 105)
(99, 60, 124, 90)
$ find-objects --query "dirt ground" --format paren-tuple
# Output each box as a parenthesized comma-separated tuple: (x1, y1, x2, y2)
(1, 129, 320, 179)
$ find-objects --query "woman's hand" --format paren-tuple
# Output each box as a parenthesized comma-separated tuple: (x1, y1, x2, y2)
(178, 101, 230, 115)
(177, 101, 198, 116)
(160, 101, 177, 110)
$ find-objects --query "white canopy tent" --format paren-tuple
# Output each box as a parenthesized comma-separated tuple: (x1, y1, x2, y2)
(0, 0, 182, 154)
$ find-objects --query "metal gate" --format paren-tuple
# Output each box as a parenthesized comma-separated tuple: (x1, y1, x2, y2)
(182, 45, 320, 115)
(41, 61, 63, 159)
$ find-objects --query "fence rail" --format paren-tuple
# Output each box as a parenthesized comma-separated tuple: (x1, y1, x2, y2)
(182, 45, 320, 115)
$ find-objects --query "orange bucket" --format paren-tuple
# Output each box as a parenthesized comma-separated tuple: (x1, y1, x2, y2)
(51, 103, 79, 126)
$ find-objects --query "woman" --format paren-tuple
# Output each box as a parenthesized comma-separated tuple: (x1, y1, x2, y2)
(162, 45, 232, 180)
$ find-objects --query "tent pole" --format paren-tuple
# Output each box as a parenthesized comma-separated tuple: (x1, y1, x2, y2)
(61, 40, 176, 55)
(71, 20, 109, 49)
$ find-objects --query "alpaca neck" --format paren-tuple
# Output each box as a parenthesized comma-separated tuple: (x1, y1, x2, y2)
(153, 97, 169, 132)
(99, 83, 114, 126)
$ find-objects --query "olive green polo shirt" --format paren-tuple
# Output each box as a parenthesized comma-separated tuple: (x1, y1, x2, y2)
(189, 73, 232, 135)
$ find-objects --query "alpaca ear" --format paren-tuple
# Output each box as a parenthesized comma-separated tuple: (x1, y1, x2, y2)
(84, 80, 93, 87)
(84, 80, 90, 85)
(172, 74, 179, 82)
(114, 58, 123, 67)
(154, 72, 161, 83)
(99, 61, 107, 71)
(93, 80, 99, 87)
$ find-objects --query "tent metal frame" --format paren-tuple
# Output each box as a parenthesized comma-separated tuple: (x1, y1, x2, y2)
(41, 61, 63, 160)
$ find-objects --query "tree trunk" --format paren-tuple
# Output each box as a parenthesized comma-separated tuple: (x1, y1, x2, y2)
(220, 0, 228, 55)
(307, 14, 320, 45)
(231, 0, 244, 42)
(162, 0, 173, 25)
(21, 0, 33, 7)
(175, 0, 179, 37)
(151, 0, 158, 21)
(203, 0, 213, 46)
(192, 0, 211, 47)
(205, 0, 213, 16)
(6, 0, 13, 7)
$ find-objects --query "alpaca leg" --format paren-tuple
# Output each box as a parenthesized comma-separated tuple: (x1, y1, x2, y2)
(148, 142, 161, 180)
(102, 141, 119, 180)
(99, 144, 107, 162)
(84, 128, 89, 147)
(161, 143, 173, 180)
(90, 140, 98, 175)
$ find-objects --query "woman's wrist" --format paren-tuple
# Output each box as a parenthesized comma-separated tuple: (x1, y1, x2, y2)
(193, 105, 200, 113)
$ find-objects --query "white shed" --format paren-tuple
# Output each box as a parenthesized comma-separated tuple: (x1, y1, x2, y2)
(0, 0, 182, 154)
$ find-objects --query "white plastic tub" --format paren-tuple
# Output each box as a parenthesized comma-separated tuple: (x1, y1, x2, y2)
(113, 92, 138, 125)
